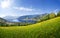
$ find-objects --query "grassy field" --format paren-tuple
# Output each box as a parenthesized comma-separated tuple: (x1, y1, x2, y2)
(0, 17, 60, 38)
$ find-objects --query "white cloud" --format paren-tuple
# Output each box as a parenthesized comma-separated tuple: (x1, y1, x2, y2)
(53, 9, 58, 13)
(53, 9, 59, 15)
(13, 7, 35, 12)
(13, 7, 43, 15)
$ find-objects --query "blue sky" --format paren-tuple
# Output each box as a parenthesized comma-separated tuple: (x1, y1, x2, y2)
(0, 0, 60, 17)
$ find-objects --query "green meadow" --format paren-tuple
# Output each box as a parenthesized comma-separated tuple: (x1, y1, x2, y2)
(0, 17, 60, 38)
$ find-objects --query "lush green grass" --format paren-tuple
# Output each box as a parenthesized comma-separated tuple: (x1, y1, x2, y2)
(0, 17, 60, 38)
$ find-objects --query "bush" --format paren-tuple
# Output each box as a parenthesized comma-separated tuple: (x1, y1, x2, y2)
(57, 11, 60, 16)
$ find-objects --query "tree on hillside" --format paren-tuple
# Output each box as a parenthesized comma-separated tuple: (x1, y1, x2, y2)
(40, 14, 49, 21)
(57, 11, 60, 16)
(49, 12, 56, 19)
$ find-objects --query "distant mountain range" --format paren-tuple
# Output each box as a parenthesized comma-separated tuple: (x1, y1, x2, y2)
(2, 15, 41, 22)
(1, 14, 46, 23)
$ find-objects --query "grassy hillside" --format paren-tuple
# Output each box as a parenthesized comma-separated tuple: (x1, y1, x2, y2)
(0, 17, 60, 38)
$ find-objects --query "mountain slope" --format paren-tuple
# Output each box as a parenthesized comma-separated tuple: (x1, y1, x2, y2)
(3, 16, 19, 22)
(0, 17, 60, 38)
(0, 17, 7, 22)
